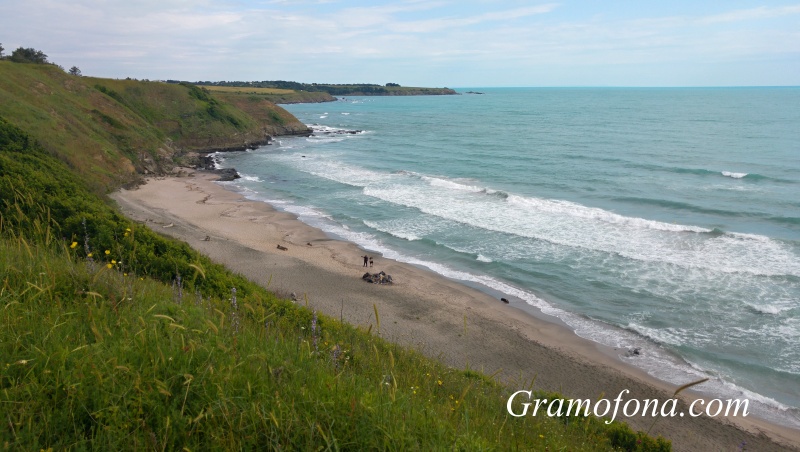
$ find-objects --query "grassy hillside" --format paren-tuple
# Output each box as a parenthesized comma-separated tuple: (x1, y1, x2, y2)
(209, 90, 327, 127)
(203, 85, 336, 104)
(0, 112, 671, 449)
(0, 61, 309, 193)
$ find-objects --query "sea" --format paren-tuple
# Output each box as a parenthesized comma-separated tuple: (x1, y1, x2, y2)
(214, 87, 800, 429)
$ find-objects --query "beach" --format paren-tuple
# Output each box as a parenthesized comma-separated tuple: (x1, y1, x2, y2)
(111, 170, 800, 451)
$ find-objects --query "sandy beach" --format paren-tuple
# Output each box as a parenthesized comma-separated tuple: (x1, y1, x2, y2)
(111, 170, 800, 451)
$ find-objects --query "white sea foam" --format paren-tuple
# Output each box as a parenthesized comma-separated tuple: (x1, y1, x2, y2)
(745, 302, 795, 315)
(307, 136, 345, 144)
(364, 219, 423, 241)
(208, 152, 223, 170)
(292, 158, 393, 188)
(361, 183, 800, 278)
(476, 254, 493, 262)
(625, 323, 686, 347)
(422, 176, 484, 193)
(505, 194, 710, 233)
(722, 171, 748, 179)
(263, 153, 800, 277)
(239, 175, 262, 182)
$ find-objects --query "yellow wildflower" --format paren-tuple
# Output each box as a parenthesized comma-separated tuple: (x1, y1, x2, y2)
(107, 263, 113, 269)
(111, 260, 116, 265)
(70, 242, 78, 249)
(105, 250, 110, 255)
(87, 253, 93, 258)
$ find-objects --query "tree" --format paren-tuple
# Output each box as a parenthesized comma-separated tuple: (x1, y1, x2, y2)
(10, 47, 48, 64)
(0, 43, 4, 58)
(68, 66, 82, 76)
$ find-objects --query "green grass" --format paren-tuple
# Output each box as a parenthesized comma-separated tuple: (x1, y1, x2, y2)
(0, 95, 671, 450)
(204, 86, 298, 95)
(206, 87, 336, 105)
(0, 61, 308, 193)
(0, 234, 668, 450)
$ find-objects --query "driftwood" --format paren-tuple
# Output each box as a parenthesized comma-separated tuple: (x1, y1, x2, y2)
(276, 244, 288, 251)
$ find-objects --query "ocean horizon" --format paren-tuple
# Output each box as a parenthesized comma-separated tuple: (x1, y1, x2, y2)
(215, 87, 800, 429)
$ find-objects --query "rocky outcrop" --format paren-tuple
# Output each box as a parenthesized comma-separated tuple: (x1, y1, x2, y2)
(213, 168, 240, 181)
(362, 271, 393, 285)
(193, 154, 239, 181)
(310, 127, 363, 136)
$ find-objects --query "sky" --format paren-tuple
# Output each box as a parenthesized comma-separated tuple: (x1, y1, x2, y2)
(1, 0, 799, 87)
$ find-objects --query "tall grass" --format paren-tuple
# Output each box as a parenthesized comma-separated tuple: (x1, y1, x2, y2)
(0, 235, 669, 450)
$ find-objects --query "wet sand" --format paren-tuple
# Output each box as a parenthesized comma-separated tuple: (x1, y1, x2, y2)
(111, 170, 800, 451)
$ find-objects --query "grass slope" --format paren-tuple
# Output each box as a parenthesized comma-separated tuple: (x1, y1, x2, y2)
(0, 61, 309, 193)
(203, 85, 336, 104)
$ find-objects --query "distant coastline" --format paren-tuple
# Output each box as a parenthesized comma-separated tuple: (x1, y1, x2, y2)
(181, 80, 458, 98)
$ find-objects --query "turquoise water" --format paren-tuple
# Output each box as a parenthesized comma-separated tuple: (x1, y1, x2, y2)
(217, 88, 800, 427)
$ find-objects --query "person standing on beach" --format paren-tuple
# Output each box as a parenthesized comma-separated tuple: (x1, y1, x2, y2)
(363, 255, 369, 267)
(369, 257, 374, 267)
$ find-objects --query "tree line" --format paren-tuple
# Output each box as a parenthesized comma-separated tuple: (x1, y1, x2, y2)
(1, 43, 81, 76)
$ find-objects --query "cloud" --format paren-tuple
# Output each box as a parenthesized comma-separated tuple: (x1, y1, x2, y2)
(1, 0, 798, 85)
(388, 4, 559, 33)
(700, 4, 800, 24)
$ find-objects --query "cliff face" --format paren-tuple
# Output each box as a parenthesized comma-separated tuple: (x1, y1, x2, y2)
(0, 61, 310, 192)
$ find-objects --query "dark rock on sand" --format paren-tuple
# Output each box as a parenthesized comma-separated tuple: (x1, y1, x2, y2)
(362, 271, 393, 285)
(214, 168, 240, 181)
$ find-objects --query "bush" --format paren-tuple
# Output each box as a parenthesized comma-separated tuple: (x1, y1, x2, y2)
(9, 47, 48, 64)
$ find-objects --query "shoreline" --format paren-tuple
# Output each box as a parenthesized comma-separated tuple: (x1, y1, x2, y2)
(111, 170, 800, 451)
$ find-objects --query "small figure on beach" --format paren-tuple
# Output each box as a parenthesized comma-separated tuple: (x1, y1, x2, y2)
(362, 255, 369, 267)
(369, 257, 374, 267)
